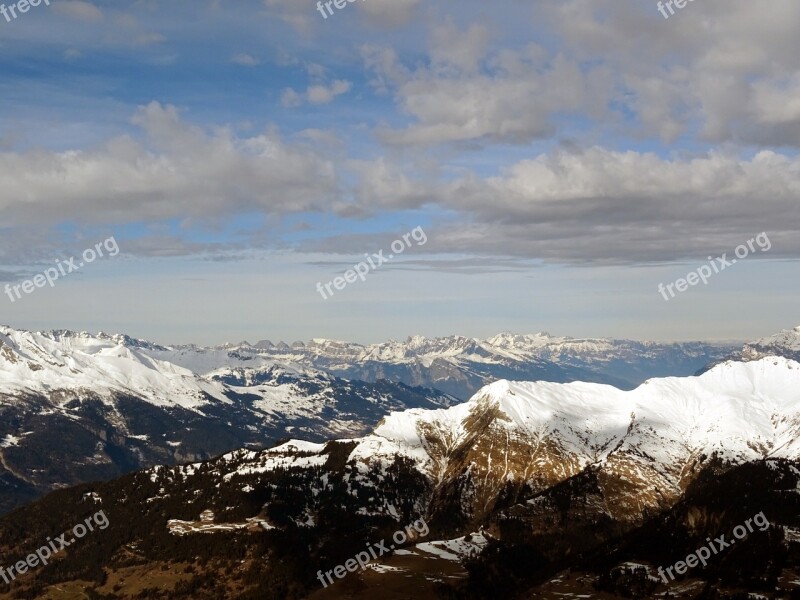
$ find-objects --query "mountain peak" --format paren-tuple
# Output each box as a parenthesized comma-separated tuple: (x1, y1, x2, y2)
(739, 325, 800, 361)
(372, 356, 800, 481)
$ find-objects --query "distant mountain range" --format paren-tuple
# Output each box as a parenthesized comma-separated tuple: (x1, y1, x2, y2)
(1, 355, 798, 598)
(148, 330, 736, 398)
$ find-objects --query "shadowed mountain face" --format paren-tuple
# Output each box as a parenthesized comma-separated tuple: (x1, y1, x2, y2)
(0, 357, 797, 599)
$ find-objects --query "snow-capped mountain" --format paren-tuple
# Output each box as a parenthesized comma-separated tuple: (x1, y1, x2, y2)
(199, 356, 800, 529)
(2, 356, 796, 598)
(0, 326, 453, 513)
(739, 324, 800, 362)
(142, 332, 735, 399)
(697, 323, 800, 373)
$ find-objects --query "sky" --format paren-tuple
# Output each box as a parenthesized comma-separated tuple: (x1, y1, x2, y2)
(0, 0, 798, 345)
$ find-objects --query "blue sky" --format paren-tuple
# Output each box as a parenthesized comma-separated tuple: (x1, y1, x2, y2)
(1, 0, 799, 345)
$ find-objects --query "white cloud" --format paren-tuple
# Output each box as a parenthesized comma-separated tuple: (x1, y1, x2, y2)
(367, 43, 612, 145)
(307, 80, 351, 104)
(53, 1, 103, 22)
(262, 0, 313, 34)
(0, 103, 339, 228)
(353, 0, 800, 147)
(231, 53, 259, 66)
(342, 146, 800, 264)
(429, 20, 490, 74)
(280, 88, 303, 108)
(282, 80, 351, 107)
(543, 0, 800, 146)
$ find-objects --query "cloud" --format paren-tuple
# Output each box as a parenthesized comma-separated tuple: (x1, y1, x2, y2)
(351, 0, 800, 147)
(363, 27, 612, 146)
(282, 80, 351, 106)
(429, 20, 490, 74)
(0, 102, 339, 228)
(342, 147, 800, 264)
(231, 53, 260, 66)
(357, 0, 422, 28)
(280, 88, 303, 108)
(541, 0, 800, 146)
(52, 0, 103, 22)
(262, 0, 314, 34)
(307, 80, 351, 104)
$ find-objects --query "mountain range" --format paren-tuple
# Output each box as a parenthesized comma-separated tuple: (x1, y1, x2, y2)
(0, 325, 739, 515)
(0, 324, 799, 598)
(154, 331, 736, 399)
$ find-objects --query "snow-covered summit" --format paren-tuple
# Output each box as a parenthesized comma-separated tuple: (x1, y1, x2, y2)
(741, 324, 800, 360)
(199, 356, 800, 528)
(0, 325, 223, 409)
(368, 356, 800, 470)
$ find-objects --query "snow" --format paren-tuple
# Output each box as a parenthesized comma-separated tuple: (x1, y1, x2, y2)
(352, 356, 800, 476)
(754, 325, 800, 351)
(0, 326, 384, 431)
(407, 532, 490, 562)
(367, 564, 405, 573)
(167, 516, 274, 535)
(1, 434, 20, 448)
(0, 326, 226, 410)
(270, 440, 327, 454)
(153, 356, 800, 510)
(415, 543, 461, 561)
(222, 451, 328, 480)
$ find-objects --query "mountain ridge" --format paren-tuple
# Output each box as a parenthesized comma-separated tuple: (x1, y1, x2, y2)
(1, 324, 735, 399)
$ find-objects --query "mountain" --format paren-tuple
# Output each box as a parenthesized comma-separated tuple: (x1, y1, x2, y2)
(0, 324, 731, 516)
(698, 323, 800, 373)
(145, 332, 735, 399)
(739, 324, 800, 362)
(0, 326, 454, 514)
(1, 356, 797, 599)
